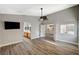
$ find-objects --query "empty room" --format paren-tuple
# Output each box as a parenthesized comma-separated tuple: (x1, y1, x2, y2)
(0, 4, 79, 55)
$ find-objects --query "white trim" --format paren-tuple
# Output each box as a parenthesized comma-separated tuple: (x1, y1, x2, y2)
(0, 40, 22, 48)
(56, 39, 78, 45)
(42, 39, 78, 46)
(42, 39, 57, 45)
(31, 37, 39, 40)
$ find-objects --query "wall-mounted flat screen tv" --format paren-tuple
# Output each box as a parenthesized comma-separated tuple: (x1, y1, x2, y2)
(4, 21, 20, 29)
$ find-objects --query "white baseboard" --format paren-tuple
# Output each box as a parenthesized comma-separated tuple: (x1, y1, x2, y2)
(0, 40, 22, 48)
(31, 37, 39, 40)
(42, 39, 57, 45)
(56, 39, 78, 46)
(43, 39, 78, 47)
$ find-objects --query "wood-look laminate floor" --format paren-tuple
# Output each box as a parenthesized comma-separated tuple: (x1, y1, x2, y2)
(0, 38, 79, 55)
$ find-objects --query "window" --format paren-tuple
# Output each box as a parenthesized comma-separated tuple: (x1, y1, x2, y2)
(67, 24, 74, 35)
(60, 24, 66, 33)
(60, 24, 74, 35)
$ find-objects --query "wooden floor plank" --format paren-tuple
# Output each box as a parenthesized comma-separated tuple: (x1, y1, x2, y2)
(0, 38, 79, 55)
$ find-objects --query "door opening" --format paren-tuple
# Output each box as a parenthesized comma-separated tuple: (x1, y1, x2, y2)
(24, 22, 31, 39)
(45, 24, 55, 41)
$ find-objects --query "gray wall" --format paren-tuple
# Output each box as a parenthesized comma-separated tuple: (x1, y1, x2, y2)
(0, 14, 39, 47)
(47, 5, 79, 45)
(21, 15, 40, 39)
(0, 14, 23, 47)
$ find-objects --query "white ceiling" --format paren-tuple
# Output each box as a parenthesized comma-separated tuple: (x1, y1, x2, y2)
(0, 4, 77, 16)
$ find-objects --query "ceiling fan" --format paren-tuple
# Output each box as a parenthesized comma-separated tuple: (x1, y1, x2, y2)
(39, 8, 48, 23)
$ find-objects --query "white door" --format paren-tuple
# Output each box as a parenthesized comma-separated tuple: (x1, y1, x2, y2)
(40, 25, 46, 37)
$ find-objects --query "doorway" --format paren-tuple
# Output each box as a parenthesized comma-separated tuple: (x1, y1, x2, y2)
(45, 24, 55, 41)
(24, 22, 31, 39)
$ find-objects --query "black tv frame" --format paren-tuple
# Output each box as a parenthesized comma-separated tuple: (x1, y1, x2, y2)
(4, 21, 20, 29)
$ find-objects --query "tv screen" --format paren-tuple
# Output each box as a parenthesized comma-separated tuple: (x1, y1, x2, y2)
(4, 21, 20, 29)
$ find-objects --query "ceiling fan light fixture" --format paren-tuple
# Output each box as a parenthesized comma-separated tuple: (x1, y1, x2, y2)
(39, 8, 48, 22)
